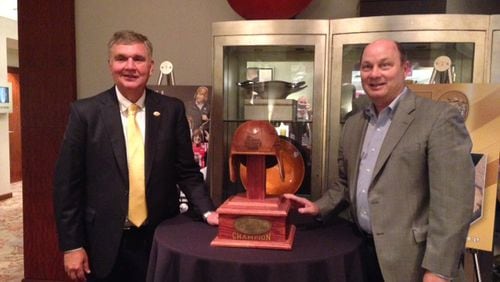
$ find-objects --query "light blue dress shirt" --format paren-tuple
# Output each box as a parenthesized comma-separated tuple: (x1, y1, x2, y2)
(355, 89, 407, 234)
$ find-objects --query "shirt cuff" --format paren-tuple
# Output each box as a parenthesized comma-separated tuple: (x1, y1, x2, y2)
(426, 270, 452, 281)
(202, 211, 213, 222)
(64, 247, 84, 254)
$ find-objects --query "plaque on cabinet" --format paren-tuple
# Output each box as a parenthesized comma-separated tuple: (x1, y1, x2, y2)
(437, 90, 469, 120)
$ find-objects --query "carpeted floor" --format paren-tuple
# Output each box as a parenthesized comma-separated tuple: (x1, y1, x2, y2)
(0, 182, 23, 282)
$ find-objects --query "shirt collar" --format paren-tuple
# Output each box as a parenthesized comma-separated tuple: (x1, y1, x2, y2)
(115, 86, 146, 113)
(364, 87, 408, 119)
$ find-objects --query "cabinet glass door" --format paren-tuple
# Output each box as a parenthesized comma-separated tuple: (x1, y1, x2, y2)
(340, 42, 475, 120)
(491, 15, 500, 83)
(211, 21, 329, 205)
(328, 16, 488, 189)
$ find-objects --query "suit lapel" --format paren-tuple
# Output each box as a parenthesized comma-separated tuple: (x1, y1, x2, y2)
(372, 91, 416, 179)
(144, 89, 163, 185)
(100, 88, 128, 185)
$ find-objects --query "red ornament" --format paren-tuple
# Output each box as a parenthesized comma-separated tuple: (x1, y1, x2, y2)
(227, 0, 313, 20)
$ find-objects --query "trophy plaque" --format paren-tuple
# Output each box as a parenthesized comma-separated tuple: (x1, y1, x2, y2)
(211, 120, 302, 250)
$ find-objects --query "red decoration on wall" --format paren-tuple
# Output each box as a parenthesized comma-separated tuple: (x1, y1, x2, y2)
(227, 0, 313, 20)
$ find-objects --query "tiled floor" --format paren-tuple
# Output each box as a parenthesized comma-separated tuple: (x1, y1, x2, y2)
(0, 182, 23, 282)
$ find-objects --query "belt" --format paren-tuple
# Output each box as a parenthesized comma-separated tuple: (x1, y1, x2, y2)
(361, 230, 373, 239)
(123, 225, 143, 231)
(361, 230, 375, 245)
(361, 231, 376, 248)
(123, 218, 148, 230)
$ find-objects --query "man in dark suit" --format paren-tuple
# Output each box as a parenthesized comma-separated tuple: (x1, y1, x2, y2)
(53, 30, 218, 281)
(285, 39, 474, 281)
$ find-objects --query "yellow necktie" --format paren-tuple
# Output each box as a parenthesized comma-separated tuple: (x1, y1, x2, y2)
(127, 103, 147, 227)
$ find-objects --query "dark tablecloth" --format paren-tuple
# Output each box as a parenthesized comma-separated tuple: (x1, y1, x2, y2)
(147, 214, 364, 282)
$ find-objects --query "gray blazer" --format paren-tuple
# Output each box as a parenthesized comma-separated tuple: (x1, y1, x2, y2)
(316, 90, 474, 281)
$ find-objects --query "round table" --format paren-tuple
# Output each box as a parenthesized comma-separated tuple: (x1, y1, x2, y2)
(147, 214, 364, 282)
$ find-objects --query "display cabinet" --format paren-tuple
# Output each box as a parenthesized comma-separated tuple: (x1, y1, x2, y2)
(327, 14, 491, 188)
(209, 15, 497, 205)
(491, 15, 500, 83)
(209, 20, 330, 204)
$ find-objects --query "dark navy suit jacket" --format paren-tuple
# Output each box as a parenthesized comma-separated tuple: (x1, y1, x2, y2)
(54, 87, 214, 277)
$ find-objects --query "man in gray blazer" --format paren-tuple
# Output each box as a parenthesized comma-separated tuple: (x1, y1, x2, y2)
(285, 39, 474, 281)
(53, 30, 218, 281)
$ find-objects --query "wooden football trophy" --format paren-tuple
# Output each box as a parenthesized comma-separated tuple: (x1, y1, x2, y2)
(211, 121, 297, 250)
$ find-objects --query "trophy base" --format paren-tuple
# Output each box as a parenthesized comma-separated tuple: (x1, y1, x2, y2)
(211, 225, 296, 250)
(211, 193, 296, 250)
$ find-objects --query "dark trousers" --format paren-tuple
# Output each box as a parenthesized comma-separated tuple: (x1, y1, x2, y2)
(361, 233, 384, 282)
(88, 226, 155, 282)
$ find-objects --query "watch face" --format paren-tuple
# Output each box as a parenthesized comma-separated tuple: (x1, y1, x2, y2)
(437, 90, 469, 121)
(203, 211, 212, 220)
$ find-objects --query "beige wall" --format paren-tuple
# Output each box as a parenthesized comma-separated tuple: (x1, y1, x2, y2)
(75, 0, 359, 98)
(7, 47, 19, 68)
(0, 16, 18, 196)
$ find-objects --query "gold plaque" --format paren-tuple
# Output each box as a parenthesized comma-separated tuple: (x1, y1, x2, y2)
(234, 216, 272, 235)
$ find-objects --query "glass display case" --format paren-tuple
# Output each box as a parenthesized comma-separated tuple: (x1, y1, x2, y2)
(209, 15, 497, 205)
(327, 14, 490, 188)
(210, 20, 330, 204)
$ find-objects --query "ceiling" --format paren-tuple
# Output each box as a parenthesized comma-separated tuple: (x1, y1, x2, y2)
(0, 0, 17, 21)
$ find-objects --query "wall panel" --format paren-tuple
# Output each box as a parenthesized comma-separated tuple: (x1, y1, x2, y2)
(18, 0, 76, 280)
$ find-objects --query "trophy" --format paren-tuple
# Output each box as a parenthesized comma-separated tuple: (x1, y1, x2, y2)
(211, 120, 303, 250)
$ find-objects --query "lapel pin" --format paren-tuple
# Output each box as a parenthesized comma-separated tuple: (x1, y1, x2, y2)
(153, 111, 161, 117)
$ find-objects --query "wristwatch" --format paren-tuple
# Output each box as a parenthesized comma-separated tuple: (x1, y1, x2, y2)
(202, 211, 213, 222)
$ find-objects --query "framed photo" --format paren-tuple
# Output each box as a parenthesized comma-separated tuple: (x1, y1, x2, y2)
(246, 67, 273, 82)
(466, 152, 495, 252)
(148, 84, 213, 213)
(148, 85, 211, 172)
(0, 81, 12, 113)
(470, 153, 487, 225)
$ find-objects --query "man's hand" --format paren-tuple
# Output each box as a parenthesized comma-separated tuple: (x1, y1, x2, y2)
(282, 193, 320, 216)
(206, 211, 219, 226)
(64, 248, 91, 281)
(423, 271, 450, 282)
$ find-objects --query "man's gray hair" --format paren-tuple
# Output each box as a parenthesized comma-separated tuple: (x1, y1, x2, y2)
(107, 30, 153, 58)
